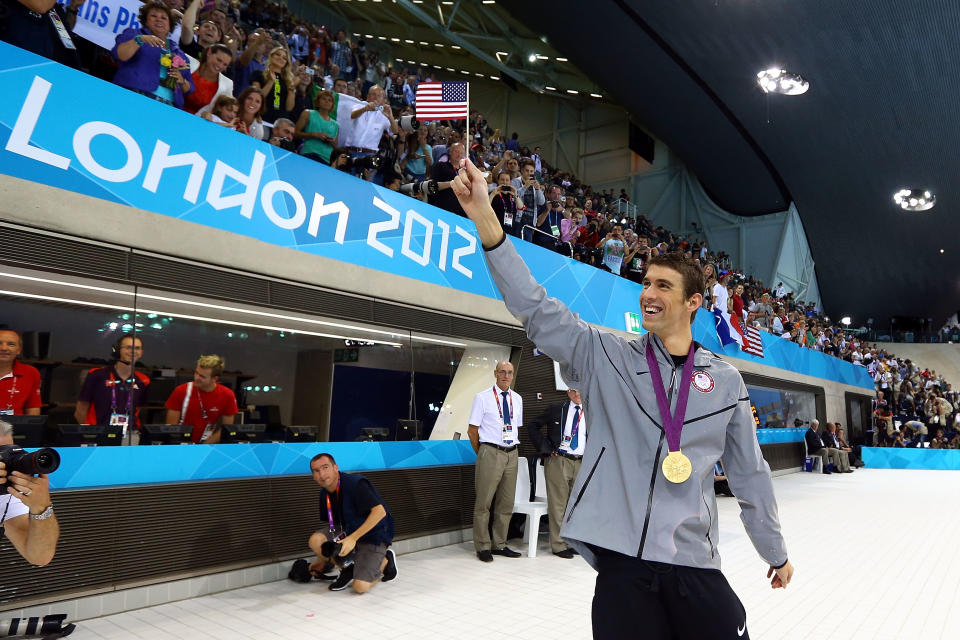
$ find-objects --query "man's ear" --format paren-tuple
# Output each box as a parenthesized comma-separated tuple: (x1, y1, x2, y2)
(688, 292, 703, 311)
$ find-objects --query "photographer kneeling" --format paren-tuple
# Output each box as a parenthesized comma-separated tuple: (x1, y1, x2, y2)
(307, 453, 397, 594)
(0, 420, 59, 566)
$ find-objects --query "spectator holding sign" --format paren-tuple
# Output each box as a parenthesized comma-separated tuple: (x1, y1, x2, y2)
(112, 1, 194, 108)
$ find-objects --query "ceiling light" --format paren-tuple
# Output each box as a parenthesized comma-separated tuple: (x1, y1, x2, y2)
(589, 93, 602, 98)
(566, 89, 578, 94)
(940, 249, 945, 254)
(490, 76, 500, 80)
(353, 33, 361, 37)
(475, 73, 484, 77)
(435, 43, 444, 47)
(377, 36, 386, 40)
(841, 317, 851, 326)
(756, 68, 809, 95)
(404, 39, 414, 43)
(364, 34, 373, 38)
(556, 57, 568, 62)
(544, 85, 556, 91)
(446, 67, 454, 71)
(482, 0, 495, 4)
(536, 54, 549, 60)
(528, 53, 537, 63)
(460, 69, 470, 75)
(451, 45, 461, 50)
(893, 188, 936, 211)
(433, 65, 441, 69)
(390, 37, 400, 42)
(419, 41, 429, 45)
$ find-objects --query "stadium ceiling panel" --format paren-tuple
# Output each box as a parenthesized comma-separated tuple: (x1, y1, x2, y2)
(508, 0, 960, 326)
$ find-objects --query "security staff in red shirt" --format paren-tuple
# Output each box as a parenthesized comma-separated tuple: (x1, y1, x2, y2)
(75, 334, 150, 441)
(164, 355, 238, 443)
(0, 330, 42, 416)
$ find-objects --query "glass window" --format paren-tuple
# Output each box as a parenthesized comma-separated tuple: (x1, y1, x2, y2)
(746, 384, 817, 429)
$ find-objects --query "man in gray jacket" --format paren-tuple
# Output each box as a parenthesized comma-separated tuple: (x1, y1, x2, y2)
(450, 159, 793, 640)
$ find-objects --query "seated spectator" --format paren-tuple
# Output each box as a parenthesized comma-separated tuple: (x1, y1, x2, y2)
(112, 1, 195, 108)
(835, 425, 863, 467)
(902, 419, 928, 446)
(0, 330, 41, 416)
(400, 128, 432, 181)
(822, 423, 854, 472)
(930, 428, 950, 449)
(490, 171, 520, 236)
(200, 94, 241, 128)
(295, 89, 339, 164)
(235, 86, 267, 139)
(184, 44, 234, 114)
(804, 420, 846, 474)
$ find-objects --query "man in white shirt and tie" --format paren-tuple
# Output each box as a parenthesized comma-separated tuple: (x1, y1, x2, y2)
(468, 361, 523, 562)
(528, 388, 586, 558)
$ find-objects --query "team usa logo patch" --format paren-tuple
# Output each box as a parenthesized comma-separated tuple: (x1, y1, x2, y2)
(691, 370, 715, 393)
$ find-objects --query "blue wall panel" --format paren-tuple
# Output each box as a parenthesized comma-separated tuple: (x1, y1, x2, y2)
(861, 447, 960, 470)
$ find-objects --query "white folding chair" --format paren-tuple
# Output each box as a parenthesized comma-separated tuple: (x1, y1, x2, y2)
(511, 456, 549, 557)
(802, 438, 823, 473)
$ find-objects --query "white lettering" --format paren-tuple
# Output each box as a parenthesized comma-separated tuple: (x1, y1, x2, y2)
(307, 194, 349, 243)
(261, 180, 307, 230)
(143, 141, 207, 203)
(5, 76, 70, 169)
(401, 209, 433, 266)
(367, 196, 400, 257)
(206, 151, 266, 219)
(73, 121, 142, 182)
(436, 219, 450, 272)
(452, 226, 476, 279)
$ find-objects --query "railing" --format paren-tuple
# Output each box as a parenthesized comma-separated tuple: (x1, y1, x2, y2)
(610, 197, 638, 220)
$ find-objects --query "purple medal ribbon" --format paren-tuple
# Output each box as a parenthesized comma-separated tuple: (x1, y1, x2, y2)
(644, 340, 696, 452)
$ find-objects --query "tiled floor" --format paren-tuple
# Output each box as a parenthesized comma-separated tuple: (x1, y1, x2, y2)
(68, 469, 960, 639)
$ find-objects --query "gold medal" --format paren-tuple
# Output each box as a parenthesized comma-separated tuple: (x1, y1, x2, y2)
(662, 450, 692, 483)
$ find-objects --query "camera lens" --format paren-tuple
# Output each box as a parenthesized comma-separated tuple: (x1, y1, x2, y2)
(34, 450, 60, 473)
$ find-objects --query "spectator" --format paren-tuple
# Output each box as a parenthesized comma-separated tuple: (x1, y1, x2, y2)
(199, 94, 240, 128)
(234, 29, 272, 94)
(235, 86, 267, 139)
(505, 132, 519, 153)
(512, 159, 544, 242)
(559, 208, 584, 245)
(180, 0, 224, 59)
(257, 46, 296, 123)
(112, 1, 195, 108)
(268, 117, 296, 149)
(403, 75, 417, 107)
(400, 128, 432, 181)
(598, 224, 626, 274)
(329, 30, 354, 80)
(534, 186, 564, 250)
(0, 330, 42, 416)
(750, 292, 774, 330)
(428, 142, 466, 217)
(295, 89, 339, 164)
(184, 44, 234, 114)
(804, 419, 846, 474)
(164, 354, 238, 444)
(344, 86, 397, 163)
(490, 171, 520, 236)
(821, 423, 853, 472)
(0, 0, 81, 68)
(834, 425, 863, 467)
(290, 65, 318, 122)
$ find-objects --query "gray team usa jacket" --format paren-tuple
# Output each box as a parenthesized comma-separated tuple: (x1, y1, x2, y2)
(485, 238, 788, 571)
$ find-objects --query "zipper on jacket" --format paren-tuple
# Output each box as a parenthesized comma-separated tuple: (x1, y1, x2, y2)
(638, 361, 678, 557)
(565, 446, 606, 522)
(702, 492, 715, 558)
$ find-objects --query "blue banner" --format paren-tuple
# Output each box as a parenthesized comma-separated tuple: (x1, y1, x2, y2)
(755, 428, 806, 445)
(45, 440, 476, 490)
(861, 447, 960, 470)
(0, 42, 873, 390)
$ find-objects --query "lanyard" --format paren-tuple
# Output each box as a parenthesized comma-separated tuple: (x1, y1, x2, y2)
(3, 373, 17, 411)
(109, 370, 137, 414)
(645, 341, 696, 453)
(566, 403, 584, 436)
(325, 482, 340, 532)
(492, 386, 514, 423)
(195, 386, 209, 421)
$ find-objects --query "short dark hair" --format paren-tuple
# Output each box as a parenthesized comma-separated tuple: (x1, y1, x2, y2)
(310, 452, 336, 466)
(520, 158, 536, 170)
(203, 43, 232, 62)
(647, 252, 705, 324)
(138, 0, 179, 28)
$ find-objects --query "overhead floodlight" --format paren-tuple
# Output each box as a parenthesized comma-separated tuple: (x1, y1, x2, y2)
(528, 53, 538, 63)
(536, 54, 549, 60)
(893, 188, 936, 212)
(756, 68, 809, 95)
(590, 93, 602, 98)
(544, 85, 556, 91)
(404, 39, 414, 43)
(556, 57, 568, 62)
(841, 317, 851, 326)
(566, 89, 578, 94)
(390, 37, 400, 42)
(451, 45, 461, 50)
(490, 76, 500, 80)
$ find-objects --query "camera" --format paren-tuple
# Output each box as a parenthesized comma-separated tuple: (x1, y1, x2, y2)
(321, 540, 355, 566)
(272, 137, 297, 152)
(343, 153, 381, 172)
(400, 179, 438, 197)
(399, 114, 419, 134)
(0, 445, 60, 489)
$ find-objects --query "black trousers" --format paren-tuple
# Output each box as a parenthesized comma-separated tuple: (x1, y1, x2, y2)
(592, 551, 749, 640)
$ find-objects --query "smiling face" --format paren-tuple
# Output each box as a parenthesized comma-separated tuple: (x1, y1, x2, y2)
(198, 21, 221, 45)
(640, 265, 698, 335)
(205, 50, 232, 75)
(494, 361, 514, 391)
(243, 91, 262, 115)
(0, 330, 21, 368)
(146, 9, 171, 39)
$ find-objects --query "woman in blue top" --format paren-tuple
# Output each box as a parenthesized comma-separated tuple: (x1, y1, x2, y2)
(295, 90, 339, 165)
(400, 128, 432, 181)
(112, 1, 194, 108)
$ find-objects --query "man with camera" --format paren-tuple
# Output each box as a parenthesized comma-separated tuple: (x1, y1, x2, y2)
(307, 453, 397, 593)
(0, 421, 59, 566)
(534, 185, 564, 250)
(490, 171, 520, 237)
(428, 142, 467, 217)
(598, 224, 627, 275)
(269, 117, 298, 151)
(511, 159, 544, 243)
(345, 86, 398, 177)
(0, 330, 42, 417)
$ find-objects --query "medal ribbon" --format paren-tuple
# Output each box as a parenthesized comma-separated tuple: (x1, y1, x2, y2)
(644, 340, 696, 452)
(325, 481, 340, 532)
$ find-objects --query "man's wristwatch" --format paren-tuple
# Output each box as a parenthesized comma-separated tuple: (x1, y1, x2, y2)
(29, 505, 54, 521)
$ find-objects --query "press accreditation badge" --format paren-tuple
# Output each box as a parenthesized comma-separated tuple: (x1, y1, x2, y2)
(0, 409, 12, 416)
(551, 225, 560, 237)
(109, 413, 129, 427)
(562, 434, 572, 445)
(504, 211, 514, 227)
(49, 11, 77, 50)
(502, 424, 514, 443)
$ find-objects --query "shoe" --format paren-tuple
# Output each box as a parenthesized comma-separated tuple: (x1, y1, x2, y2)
(570, 548, 580, 555)
(822, 469, 831, 474)
(491, 546, 521, 558)
(477, 550, 494, 563)
(553, 549, 575, 559)
(381, 549, 398, 582)
(844, 469, 854, 473)
(328, 564, 354, 591)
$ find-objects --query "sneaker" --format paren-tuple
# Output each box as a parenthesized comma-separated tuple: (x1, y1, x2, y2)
(491, 546, 521, 558)
(328, 564, 354, 591)
(381, 549, 398, 582)
(553, 548, 575, 559)
(477, 550, 494, 563)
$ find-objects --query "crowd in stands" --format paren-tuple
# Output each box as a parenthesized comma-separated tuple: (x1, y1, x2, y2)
(4, 0, 956, 448)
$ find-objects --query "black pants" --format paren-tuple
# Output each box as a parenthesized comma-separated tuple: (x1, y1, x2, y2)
(592, 551, 749, 639)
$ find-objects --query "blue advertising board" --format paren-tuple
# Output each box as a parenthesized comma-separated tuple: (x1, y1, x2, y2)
(0, 42, 873, 390)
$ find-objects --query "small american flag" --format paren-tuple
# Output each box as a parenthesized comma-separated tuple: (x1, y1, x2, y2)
(742, 325, 765, 358)
(415, 81, 469, 120)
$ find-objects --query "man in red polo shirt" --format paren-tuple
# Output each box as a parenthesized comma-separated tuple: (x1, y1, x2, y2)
(0, 330, 42, 416)
(164, 354, 238, 444)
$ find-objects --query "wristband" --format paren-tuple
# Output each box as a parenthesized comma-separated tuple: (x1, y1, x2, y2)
(134, 35, 144, 46)
(30, 505, 55, 521)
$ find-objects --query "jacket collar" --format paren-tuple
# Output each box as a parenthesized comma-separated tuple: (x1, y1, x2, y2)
(640, 332, 716, 369)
